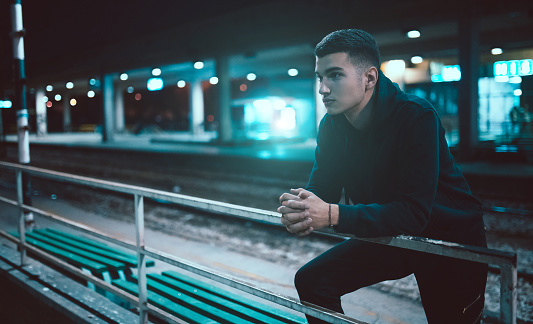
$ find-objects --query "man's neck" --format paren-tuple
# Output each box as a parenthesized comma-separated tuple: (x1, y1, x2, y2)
(346, 90, 375, 130)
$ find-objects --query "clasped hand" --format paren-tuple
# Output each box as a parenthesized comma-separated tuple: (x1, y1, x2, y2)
(277, 188, 329, 237)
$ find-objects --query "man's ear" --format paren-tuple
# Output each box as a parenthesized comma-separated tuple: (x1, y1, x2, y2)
(365, 67, 379, 90)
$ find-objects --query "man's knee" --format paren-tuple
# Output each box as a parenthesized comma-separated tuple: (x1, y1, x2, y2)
(294, 264, 313, 294)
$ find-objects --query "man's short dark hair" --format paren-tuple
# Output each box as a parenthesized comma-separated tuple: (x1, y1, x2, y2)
(315, 29, 381, 70)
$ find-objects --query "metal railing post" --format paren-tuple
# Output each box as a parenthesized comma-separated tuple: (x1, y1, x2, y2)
(16, 169, 26, 265)
(134, 194, 148, 324)
(500, 262, 517, 324)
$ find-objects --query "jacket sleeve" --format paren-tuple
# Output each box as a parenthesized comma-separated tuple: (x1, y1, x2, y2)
(335, 109, 440, 238)
(305, 116, 344, 203)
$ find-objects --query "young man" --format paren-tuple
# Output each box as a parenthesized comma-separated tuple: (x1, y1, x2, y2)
(278, 29, 487, 324)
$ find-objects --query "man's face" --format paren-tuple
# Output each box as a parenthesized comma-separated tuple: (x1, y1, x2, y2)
(315, 52, 367, 117)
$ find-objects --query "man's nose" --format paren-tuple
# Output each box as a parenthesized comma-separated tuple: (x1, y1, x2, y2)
(318, 81, 330, 94)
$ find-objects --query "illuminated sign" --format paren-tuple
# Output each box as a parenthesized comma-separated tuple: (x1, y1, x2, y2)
(494, 59, 533, 77)
(0, 100, 12, 108)
(431, 65, 461, 82)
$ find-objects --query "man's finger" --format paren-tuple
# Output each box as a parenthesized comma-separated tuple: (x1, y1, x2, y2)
(290, 188, 305, 195)
(279, 193, 299, 203)
(277, 207, 309, 221)
(280, 210, 308, 224)
(277, 205, 303, 214)
(296, 227, 314, 237)
(281, 199, 309, 210)
(297, 189, 313, 199)
(280, 212, 308, 225)
(285, 218, 312, 233)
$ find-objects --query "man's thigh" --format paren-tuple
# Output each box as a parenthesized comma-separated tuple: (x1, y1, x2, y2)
(415, 254, 488, 324)
(296, 238, 416, 297)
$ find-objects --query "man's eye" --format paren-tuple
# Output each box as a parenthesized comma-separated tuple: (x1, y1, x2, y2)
(331, 73, 341, 79)
(316, 75, 323, 81)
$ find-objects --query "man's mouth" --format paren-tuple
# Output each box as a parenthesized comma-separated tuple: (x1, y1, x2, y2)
(323, 98, 334, 104)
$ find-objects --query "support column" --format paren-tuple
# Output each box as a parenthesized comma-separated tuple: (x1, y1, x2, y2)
(114, 87, 125, 134)
(189, 79, 205, 135)
(35, 87, 47, 136)
(216, 56, 232, 143)
(101, 73, 115, 142)
(458, 9, 480, 160)
(63, 96, 71, 132)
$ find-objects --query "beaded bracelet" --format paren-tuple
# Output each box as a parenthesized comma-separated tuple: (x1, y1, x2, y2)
(328, 203, 333, 228)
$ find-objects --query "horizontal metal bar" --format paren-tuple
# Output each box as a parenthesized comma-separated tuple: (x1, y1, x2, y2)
(0, 161, 517, 266)
(0, 195, 137, 252)
(0, 229, 186, 324)
(2, 192, 517, 270)
(341, 233, 517, 267)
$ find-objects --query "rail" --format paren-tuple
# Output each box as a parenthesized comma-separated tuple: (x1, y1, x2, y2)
(0, 161, 518, 324)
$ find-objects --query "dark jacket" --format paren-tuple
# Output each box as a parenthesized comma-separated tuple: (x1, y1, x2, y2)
(306, 71, 484, 243)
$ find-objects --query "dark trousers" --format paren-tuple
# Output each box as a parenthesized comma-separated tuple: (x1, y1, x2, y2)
(295, 236, 488, 323)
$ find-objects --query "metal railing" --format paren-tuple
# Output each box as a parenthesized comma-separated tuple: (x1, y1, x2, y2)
(0, 161, 518, 324)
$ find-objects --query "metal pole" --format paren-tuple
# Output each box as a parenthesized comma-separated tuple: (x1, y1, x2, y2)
(134, 194, 148, 324)
(0, 107, 5, 158)
(500, 263, 517, 324)
(16, 169, 26, 265)
(11, 0, 33, 227)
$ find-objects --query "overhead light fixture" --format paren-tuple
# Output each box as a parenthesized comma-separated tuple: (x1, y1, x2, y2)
(247, 73, 257, 81)
(152, 68, 161, 76)
(491, 48, 503, 55)
(66, 82, 74, 89)
(407, 30, 420, 39)
(411, 56, 423, 64)
(194, 61, 204, 69)
(120, 73, 129, 81)
(288, 68, 298, 77)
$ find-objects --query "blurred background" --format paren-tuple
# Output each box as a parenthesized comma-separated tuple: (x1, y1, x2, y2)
(0, 0, 532, 158)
